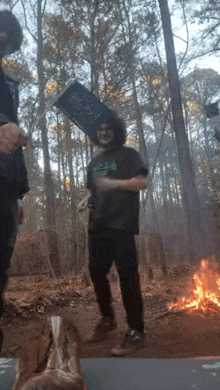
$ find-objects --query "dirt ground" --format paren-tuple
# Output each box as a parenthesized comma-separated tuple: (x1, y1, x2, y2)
(1, 264, 220, 359)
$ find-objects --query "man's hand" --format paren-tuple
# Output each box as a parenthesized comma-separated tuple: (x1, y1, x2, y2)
(94, 176, 118, 193)
(77, 192, 91, 212)
(94, 175, 148, 193)
(77, 198, 89, 212)
(0, 122, 29, 155)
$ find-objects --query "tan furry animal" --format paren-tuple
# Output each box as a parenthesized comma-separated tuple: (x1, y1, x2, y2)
(13, 316, 88, 390)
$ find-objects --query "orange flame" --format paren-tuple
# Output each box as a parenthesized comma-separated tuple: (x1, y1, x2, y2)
(170, 259, 220, 313)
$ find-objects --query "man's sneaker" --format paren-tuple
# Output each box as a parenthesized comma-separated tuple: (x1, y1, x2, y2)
(89, 317, 117, 342)
(111, 329, 145, 356)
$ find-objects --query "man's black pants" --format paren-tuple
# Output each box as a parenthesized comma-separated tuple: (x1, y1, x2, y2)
(89, 227, 144, 333)
(0, 244, 14, 296)
(0, 201, 18, 318)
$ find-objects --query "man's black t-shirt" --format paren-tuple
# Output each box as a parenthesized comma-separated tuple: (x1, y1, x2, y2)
(0, 68, 29, 245)
(87, 146, 148, 234)
(0, 68, 29, 203)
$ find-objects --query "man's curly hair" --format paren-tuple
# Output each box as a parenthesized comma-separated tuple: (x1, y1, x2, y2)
(92, 116, 127, 147)
(0, 10, 23, 57)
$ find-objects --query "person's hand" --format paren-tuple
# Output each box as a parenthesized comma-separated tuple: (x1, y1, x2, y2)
(94, 176, 118, 193)
(0, 122, 29, 155)
(18, 199, 24, 225)
(77, 198, 88, 212)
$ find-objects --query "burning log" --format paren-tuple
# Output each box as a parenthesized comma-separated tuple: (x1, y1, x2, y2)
(13, 316, 88, 390)
(169, 259, 220, 315)
(155, 311, 170, 319)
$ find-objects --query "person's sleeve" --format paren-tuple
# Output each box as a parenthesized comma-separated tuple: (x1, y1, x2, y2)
(15, 146, 29, 198)
(136, 155, 148, 176)
(6, 75, 19, 125)
(129, 149, 148, 178)
(86, 164, 94, 208)
(86, 163, 92, 190)
(14, 81, 19, 125)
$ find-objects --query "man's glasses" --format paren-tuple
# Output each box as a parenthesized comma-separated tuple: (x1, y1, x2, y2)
(98, 125, 113, 132)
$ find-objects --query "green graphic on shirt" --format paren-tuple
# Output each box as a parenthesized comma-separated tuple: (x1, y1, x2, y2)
(93, 161, 117, 176)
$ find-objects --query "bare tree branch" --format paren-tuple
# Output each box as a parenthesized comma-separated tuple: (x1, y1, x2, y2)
(20, 0, 38, 42)
(177, 0, 190, 72)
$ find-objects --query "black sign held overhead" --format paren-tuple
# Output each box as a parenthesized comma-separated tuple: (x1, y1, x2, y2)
(204, 101, 219, 118)
(54, 80, 114, 140)
(0, 113, 10, 125)
(214, 126, 220, 142)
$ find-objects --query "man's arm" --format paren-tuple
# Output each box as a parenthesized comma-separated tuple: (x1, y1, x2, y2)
(94, 175, 148, 193)
(77, 191, 92, 212)
(116, 175, 148, 191)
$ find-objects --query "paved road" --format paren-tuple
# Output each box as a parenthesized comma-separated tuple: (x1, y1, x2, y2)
(1, 356, 220, 389)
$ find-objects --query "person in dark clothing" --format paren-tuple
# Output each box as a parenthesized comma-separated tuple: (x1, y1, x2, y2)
(0, 10, 29, 335)
(78, 117, 148, 356)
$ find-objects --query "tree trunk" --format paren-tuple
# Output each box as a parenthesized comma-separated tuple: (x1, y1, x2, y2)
(203, 116, 213, 161)
(158, 0, 203, 262)
(66, 119, 78, 270)
(121, 0, 167, 276)
(37, 0, 60, 276)
(88, 2, 100, 160)
(164, 156, 173, 203)
(56, 119, 62, 199)
(79, 135, 86, 183)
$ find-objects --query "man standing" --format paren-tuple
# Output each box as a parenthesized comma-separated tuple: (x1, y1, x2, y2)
(79, 116, 148, 356)
(0, 10, 29, 326)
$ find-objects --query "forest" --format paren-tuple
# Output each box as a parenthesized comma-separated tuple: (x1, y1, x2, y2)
(2, 0, 220, 279)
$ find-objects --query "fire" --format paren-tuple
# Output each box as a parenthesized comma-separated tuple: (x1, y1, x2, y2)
(170, 259, 220, 313)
